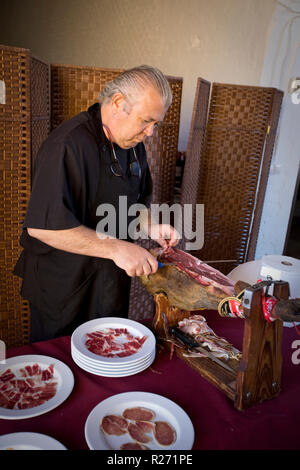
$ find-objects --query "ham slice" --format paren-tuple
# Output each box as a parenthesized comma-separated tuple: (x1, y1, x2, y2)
(101, 415, 128, 436)
(120, 442, 149, 450)
(128, 421, 154, 444)
(154, 421, 176, 446)
(122, 407, 155, 421)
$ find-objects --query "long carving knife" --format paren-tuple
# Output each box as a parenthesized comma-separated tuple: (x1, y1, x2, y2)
(170, 327, 236, 374)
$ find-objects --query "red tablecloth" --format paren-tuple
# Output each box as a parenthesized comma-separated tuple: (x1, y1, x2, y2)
(1, 311, 300, 450)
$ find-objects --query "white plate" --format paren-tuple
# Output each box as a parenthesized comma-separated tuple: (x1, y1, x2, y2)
(71, 347, 155, 369)
(0, 355, 74, 420)
(85, 392, 194, 450)
(71, 318, 156, 366)
(72, 353, 155, 377)
(71, 346, 155, 370)
(0, 432, 67, 450)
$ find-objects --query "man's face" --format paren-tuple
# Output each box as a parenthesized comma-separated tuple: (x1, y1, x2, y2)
(111, 86, 167, 149)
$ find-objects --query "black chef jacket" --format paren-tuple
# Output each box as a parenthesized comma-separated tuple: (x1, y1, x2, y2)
(14, 103, 152, 340)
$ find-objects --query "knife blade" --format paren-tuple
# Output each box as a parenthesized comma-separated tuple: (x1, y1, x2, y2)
(170, 327, 236, 374)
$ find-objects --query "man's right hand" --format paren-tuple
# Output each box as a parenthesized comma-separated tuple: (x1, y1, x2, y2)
(111, 240, 158, 277)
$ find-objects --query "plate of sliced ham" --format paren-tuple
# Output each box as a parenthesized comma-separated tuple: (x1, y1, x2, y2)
(0, 355, 74, 420)
(85, 392, 194, 450)
(71, 318, 156, 377)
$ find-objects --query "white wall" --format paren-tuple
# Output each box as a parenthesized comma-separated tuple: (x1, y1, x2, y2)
(0, 0, 275, 151)
(256, 0, 300, 258)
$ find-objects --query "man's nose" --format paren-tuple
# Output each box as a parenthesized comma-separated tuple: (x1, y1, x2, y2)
(143, 123, 156, 137)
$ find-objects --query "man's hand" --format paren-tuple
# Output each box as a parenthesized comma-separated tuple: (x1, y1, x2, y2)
(111, 240, 159, 277)
(138, 209, 181, 250)
(149, 223, 181, 249)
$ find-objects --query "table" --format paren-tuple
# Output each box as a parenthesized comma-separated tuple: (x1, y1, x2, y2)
(1, 310, 300, 450)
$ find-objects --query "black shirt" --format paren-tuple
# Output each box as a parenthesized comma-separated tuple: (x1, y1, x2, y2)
(14, 103, 152, 338)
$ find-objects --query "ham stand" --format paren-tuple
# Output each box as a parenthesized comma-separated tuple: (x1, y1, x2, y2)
(152, 280, 289, 411)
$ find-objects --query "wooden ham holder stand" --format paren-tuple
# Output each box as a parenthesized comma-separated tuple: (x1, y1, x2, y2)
(152, 280, 289, 411)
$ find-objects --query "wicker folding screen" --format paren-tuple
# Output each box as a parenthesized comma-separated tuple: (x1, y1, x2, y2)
(179, 78, 211, 251)
(50, 65, 183, 320)
(0, 45, 49, 347)
(50, 64, 123, 129)
(181, 79, 283, 275)
(30, 56, 50, 171)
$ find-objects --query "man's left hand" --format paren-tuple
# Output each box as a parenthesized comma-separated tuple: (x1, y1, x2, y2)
(150, 223, 181, 249)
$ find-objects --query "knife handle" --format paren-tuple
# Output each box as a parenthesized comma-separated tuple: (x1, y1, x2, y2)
(170, 327, 199, 348)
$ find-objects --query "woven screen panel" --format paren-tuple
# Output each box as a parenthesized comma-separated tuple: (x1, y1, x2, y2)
(246, 88, 283, 260)
(0, 45, 32, 347)
(50, 64, 183, 321)
(30, 57, 50, 170)
(50, 64, 123, 128)
(184, 82, 283, 275)
(180, 78, 211, 250)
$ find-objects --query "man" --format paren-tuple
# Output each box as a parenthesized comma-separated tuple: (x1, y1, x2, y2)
(14, 65, 179, 342)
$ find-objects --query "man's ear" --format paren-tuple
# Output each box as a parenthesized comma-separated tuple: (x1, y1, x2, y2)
(111, 93, 127, 115)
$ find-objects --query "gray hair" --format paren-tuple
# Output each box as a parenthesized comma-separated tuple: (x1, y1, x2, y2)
(99, 65, 172, 110)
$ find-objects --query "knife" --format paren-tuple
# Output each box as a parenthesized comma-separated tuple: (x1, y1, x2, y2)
(170, 327, 236, 374)
(157, 260, 173, 269)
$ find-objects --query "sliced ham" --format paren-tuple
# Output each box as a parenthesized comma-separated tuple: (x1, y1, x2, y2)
(128, 421, 153, 444)
(85, 328, 147, 358)
(100, 406, 178, 449)
(0, 363, 57, 410)
(101, 415, 128, 436)
(154, 421, 176, 446)
(122, 406, 155, 421)
(120, 442, 149, 450)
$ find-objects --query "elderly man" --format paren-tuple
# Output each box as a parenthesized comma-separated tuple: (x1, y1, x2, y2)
(14, 65, 179, 342)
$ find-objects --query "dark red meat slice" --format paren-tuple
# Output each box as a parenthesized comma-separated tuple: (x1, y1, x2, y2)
(154, 421, 176, 446)
(128, 422, 153, 444)
(122, 407, 155, 421)
(0, 369, 15, 383)
(133, 420, 154, 433)
(120, 442, 149, 450)
(101, 415, 128, 436)
(42, 364, 54, 381)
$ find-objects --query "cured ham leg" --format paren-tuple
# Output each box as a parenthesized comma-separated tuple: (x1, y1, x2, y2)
(140, 247, 235, 311)
(140, 247, 300, 323)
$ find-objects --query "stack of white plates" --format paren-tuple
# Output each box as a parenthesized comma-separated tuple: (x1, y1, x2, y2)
(71, 318, 156, 377)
